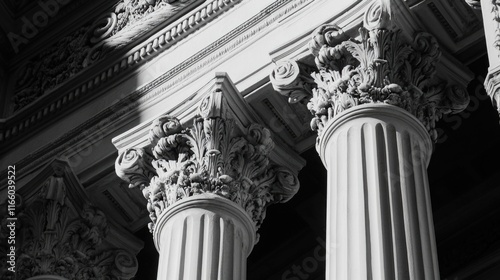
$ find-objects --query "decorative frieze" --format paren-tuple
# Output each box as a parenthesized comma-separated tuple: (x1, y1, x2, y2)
(0, 0, 313, 158)
(116, 89, 300, 232)
(271, 1, 470, 141)
(12, 0, 205, 111)
(0, 175, 138, 280)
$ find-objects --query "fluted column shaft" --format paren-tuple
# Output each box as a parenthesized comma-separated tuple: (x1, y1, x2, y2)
(115, 83, 301, 280)
(317, 104, 438, 280)
(153, 194, 256, 280)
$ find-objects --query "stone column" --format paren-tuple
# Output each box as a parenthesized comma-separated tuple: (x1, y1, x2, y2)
(271, 0, 470, 279)
(115, 89, 300, 280)
(465, 0, 500, 116)
(154, 194, 255, 279)
(318, 104, 437, 279)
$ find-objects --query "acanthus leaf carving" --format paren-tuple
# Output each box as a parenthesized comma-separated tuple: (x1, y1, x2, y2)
(0, 176, 138, 280)
(115, 90, 300, 233)
(271, 0, 470, 141)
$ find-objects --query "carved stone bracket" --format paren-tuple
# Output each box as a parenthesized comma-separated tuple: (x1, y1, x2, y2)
(116, 89, 300, 232)
(270, 0, 470, 141)
(0, 175, 138, 280)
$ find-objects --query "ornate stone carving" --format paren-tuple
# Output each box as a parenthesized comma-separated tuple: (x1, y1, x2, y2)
(486, 66, 500, 114)
(115, 147, 156, 190)
(492, 0, 500, 55)
(116, 90, 300, 232)
(12, 0, 198, 111)
(269, 60, 316, 104)
(271, 0, 470, 141)
(0, 176, 138, 280)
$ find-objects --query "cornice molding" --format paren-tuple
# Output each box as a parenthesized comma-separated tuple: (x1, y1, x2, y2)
(11, 0, 206, 110)
(0, 0, 313, 178)
(0, 0, 239, 147)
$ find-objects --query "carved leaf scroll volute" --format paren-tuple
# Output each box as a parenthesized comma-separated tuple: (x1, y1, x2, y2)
(271, 0, 470, 141)
(116, 90, 300, 233)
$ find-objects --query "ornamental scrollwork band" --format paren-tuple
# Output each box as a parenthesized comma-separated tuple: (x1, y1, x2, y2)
(116, 90, 300, 233)
(271, 0, 470, 141)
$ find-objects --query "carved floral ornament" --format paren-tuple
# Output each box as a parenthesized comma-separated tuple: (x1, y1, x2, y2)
(270, 0, 470, 141)
(115, 90, 300, 233)
(0, 176, 137, 280)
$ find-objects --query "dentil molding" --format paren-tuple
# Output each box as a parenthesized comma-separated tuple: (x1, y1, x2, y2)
(0, 0, 314, 161)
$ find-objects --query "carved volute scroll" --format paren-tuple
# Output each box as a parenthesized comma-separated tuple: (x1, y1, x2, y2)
(116, 89, 300, 233)
(0, 176, 138, 280)
(269, 60, 316, 104)
(270, 0, 470, 141)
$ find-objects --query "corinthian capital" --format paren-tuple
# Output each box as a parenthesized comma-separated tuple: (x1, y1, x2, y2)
(116, 90, 300, 232)
(1, 174, 138, 280)
(271, 0, 470, 141)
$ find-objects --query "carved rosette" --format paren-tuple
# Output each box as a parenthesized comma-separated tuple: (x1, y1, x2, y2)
(116, 90, 300, 232)
(270, 60, 316, 104)
(271, 0, 470, 141)
(0, 176, 138, 280)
